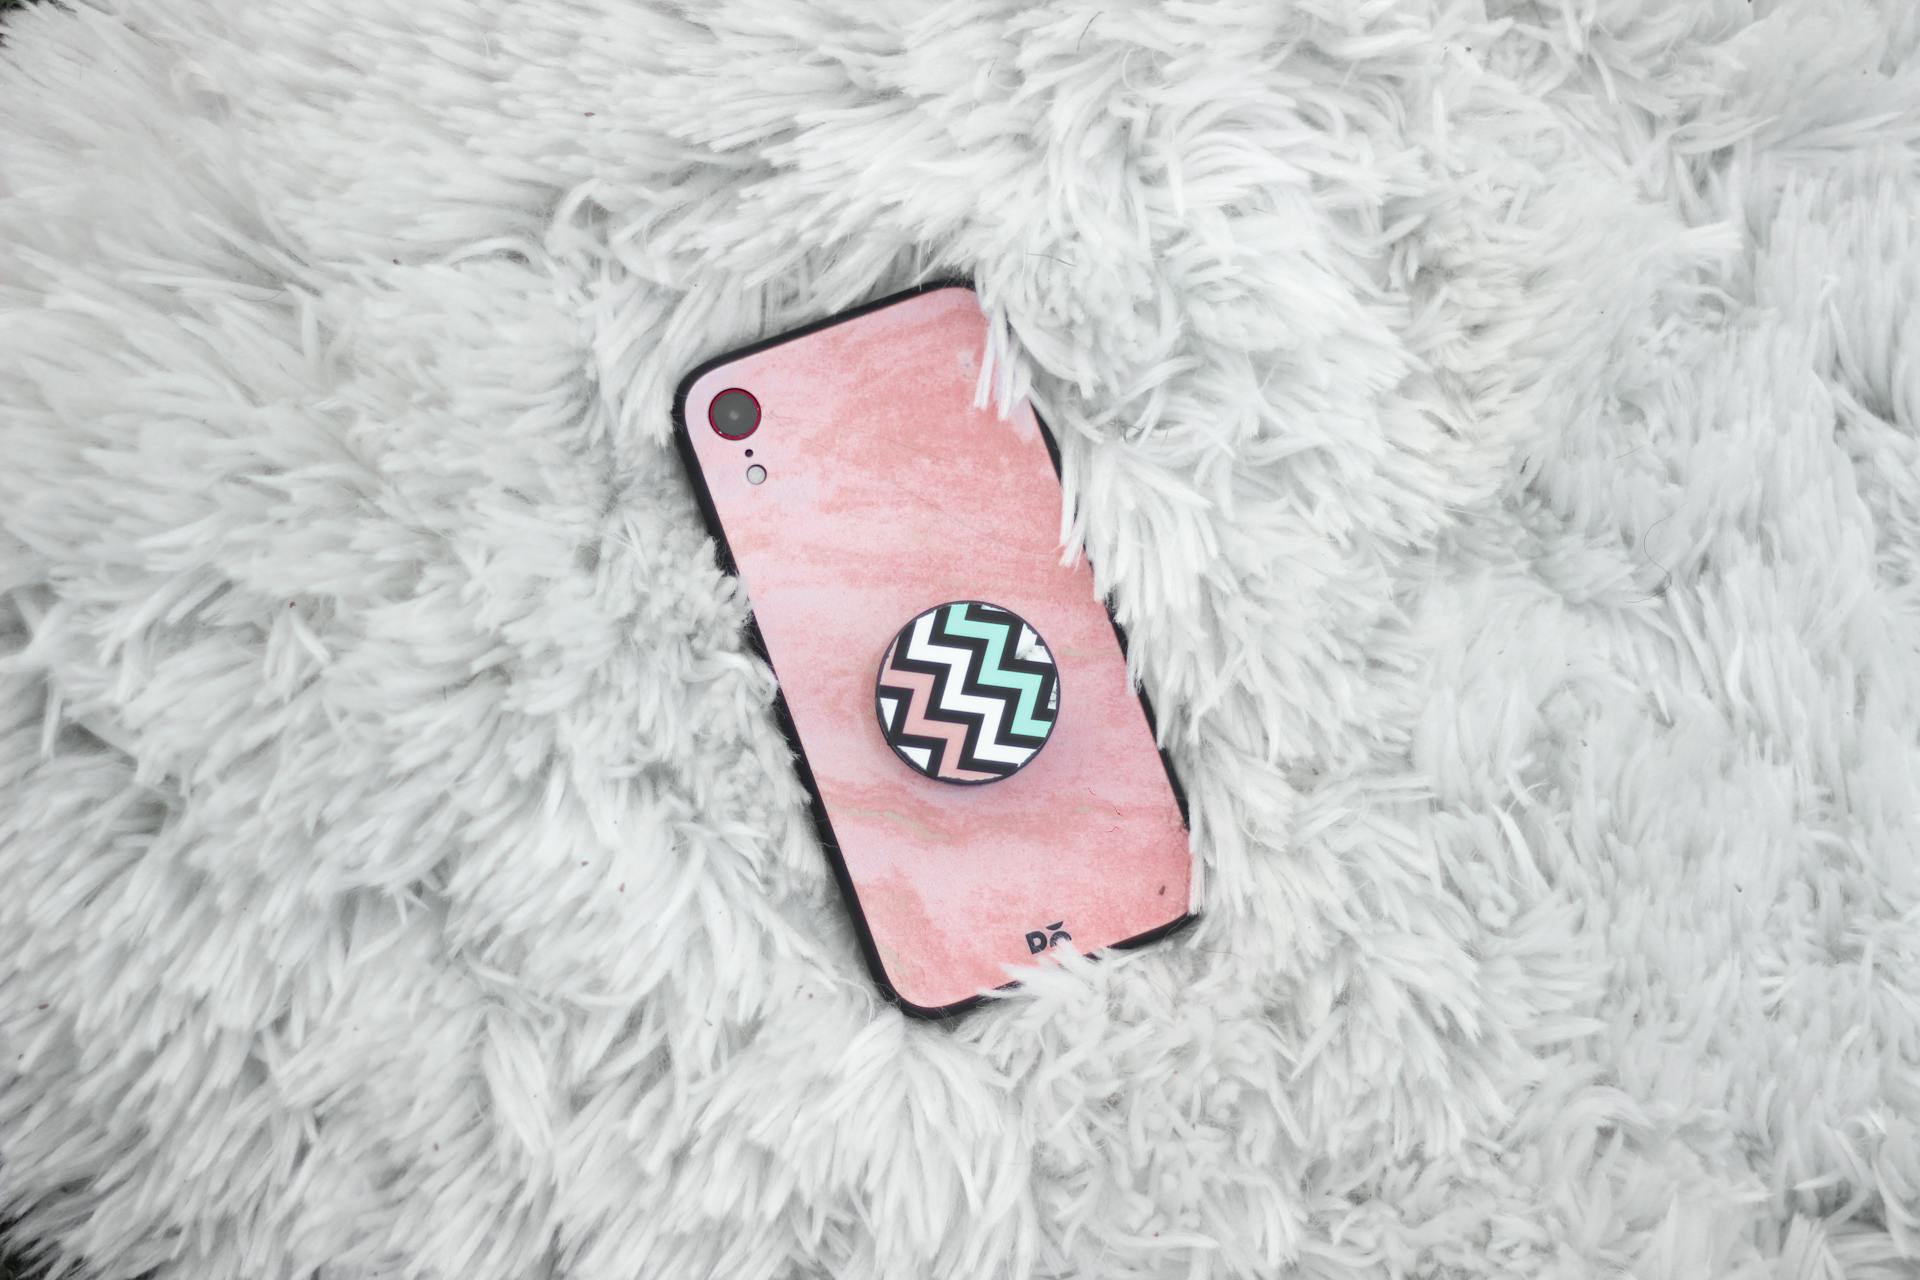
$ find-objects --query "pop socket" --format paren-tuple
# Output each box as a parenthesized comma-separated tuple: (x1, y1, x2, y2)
(874, 601, 1060, 784)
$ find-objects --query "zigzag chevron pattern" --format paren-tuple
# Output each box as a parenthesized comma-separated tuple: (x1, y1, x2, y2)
(875, 602, 1060, 784)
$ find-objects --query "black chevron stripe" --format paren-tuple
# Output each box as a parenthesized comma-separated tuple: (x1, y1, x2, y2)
(875, 675, 1022, 778)
(902, 648, 1050, 754)
(875, 680, 911, 743)
(920, 605, 1057, 738)
(875, 679, 1021, 782)
(878, 653, 1010, 774)
(939, 605, 1059, 705)
(884, 644, 989, 727)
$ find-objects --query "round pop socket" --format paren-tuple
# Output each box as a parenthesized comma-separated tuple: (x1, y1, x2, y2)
(875, 601, 1060, 784)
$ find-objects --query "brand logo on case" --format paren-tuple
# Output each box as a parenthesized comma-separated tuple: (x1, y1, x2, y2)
(1025, 921, 1071, 954)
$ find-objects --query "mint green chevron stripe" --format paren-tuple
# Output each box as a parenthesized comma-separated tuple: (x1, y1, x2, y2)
(941, 607, 1051, 739)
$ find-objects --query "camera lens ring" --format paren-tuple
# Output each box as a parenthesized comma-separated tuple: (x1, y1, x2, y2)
(708, 388, 760, 440)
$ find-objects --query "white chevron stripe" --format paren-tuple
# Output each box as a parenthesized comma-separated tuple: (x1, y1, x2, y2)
(1011, 624, 1061, 711)
(902, 612, 1030, 767)
(1014, 624, 1041, 662)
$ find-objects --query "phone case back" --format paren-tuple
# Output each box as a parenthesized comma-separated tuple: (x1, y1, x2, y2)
(677, 285, 1191, 1014)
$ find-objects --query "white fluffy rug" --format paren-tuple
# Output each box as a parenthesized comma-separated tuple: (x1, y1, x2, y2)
(4, 0, 1919, 1276)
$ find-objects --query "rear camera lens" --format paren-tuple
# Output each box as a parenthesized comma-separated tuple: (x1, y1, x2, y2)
(709, 388, 760, 439)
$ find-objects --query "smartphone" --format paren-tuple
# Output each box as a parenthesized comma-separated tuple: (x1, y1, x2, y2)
(673, 281, 1194, 1016)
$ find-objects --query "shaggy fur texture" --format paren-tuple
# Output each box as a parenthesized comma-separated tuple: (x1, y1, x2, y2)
(4, 0, 1919, 1276)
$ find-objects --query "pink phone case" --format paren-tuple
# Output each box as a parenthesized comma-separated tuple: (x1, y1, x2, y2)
(674, 283, 1193, 1015)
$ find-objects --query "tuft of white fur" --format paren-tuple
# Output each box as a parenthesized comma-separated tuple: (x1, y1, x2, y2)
(3, 0, 1918, 1277)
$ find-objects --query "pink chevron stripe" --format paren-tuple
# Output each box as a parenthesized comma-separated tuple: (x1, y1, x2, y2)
(884, 659, 997, 782)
